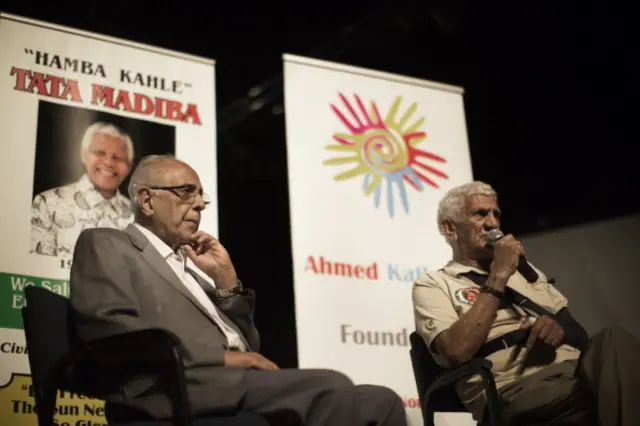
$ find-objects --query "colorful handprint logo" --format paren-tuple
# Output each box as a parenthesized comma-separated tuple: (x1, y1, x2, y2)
(323, 93, 448, 217)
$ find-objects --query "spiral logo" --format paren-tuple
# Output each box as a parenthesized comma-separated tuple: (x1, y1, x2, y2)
(324, 93, 448, 218)
(361, 128, 409, 175)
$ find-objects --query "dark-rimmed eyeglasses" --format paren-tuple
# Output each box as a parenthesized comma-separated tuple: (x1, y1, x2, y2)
(146, 184, 210, 206)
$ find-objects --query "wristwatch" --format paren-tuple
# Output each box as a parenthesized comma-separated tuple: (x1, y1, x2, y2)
(215, 280, 244, 298)
(481, 285, 504, 299)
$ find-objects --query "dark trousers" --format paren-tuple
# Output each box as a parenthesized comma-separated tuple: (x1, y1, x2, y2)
(499, 326, 640, 426)
(239, 368, 407, 426)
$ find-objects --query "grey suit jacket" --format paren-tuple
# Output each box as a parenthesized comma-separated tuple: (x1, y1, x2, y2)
(69, 224, 260, 419)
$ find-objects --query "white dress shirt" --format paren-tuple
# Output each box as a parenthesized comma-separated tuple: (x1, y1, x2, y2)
(134, 224, 246, 351)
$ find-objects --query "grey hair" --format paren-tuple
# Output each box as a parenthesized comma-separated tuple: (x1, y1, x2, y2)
(80, 122, 134, 163)
(127, 154, 180, 213)
(437, 181, 497, 230)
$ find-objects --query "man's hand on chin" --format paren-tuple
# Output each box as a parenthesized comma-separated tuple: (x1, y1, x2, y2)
(182, 231, 238, 289)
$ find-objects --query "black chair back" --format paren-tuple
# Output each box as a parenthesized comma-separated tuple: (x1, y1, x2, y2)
(409, 331, 467, 413)
(22, 286, 78, 397)
(21, 287, 271, 426)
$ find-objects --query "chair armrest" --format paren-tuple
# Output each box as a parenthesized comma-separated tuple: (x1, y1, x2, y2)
(424, 358, 502, 426)
(426, 358, 493, 394)
(50, 328, 192, 426)
(60, 328, 181, 368)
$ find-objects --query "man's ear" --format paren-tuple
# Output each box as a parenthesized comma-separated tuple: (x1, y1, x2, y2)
(137, 189, 154, 217)
(440, 220, 457, 242)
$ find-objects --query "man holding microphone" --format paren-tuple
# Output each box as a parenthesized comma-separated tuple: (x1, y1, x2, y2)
(412, 181, 639, 426)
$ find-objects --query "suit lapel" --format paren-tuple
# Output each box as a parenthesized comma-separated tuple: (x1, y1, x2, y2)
(125, 225, 218, 327)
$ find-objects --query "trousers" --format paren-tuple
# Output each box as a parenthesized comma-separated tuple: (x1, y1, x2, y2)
(238, 368, 407, 426)
(498, 326, 640, 426)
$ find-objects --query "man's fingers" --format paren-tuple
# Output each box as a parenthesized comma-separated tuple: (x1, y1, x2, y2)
(526, 320, 543, 348)
(182, 244, 197, 259)
(259, 358, 279, 371)
(200, 233, 215, 244)
(190, 231, 205, 240)
(522, 316, 564, 348)
(539, 322, 561, 346)
(194, 233, 209, 245)
(519, 317, 534, 330)
(191, 232, 214, 245)
(253, 354, 279, 371)
(549, 334, 563, 347)
(549, 326, 565, 347)
(537, 321, 554, 343)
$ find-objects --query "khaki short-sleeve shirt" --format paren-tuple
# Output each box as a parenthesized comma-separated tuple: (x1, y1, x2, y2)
(412, 261, 581, 420)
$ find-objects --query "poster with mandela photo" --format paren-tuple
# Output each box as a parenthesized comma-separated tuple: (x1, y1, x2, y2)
(30, 100, 175, 258)
(0, 13, 216, 426)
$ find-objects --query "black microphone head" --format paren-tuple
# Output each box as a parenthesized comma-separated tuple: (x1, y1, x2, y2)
(486, 229, 504, 246)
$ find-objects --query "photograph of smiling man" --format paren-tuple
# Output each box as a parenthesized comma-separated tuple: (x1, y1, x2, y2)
(29, 100, 175, 258)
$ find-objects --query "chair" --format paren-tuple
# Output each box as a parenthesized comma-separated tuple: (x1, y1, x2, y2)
(21, 286, 270, 426)
(409, 332, 501, 426)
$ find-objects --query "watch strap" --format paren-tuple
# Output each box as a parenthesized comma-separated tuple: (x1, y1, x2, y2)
(215, 280, 244, 298)
(481, 285, 504, 299)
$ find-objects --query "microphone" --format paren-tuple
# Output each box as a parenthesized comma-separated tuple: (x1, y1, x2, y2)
(486, 229, 539, 283)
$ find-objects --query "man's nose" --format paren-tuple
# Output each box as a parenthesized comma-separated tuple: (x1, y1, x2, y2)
(192, 193, 206, 211)
(484, 214, 499, 229)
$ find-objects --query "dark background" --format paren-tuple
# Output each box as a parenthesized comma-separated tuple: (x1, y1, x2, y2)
(33, 101, 175, 197)
(5, 0, 634, 369)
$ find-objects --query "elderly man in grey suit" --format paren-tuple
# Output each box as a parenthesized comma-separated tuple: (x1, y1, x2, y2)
(69, 154, 407, 426)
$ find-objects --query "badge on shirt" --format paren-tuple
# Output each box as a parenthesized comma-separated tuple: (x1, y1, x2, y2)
(425, 318, 435, 330)
(455, 287, 480, 305)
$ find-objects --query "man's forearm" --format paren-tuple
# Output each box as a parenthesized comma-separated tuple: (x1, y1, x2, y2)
(437, 273, 508, 363)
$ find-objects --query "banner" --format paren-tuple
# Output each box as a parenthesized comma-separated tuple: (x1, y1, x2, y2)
(283, 54, 474, 426)
(0, 13, 217, 426)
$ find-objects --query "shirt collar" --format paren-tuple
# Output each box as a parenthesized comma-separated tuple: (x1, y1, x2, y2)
(133, 223, 176, 260)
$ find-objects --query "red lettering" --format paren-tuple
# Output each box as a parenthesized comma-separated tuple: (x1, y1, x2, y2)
(113, 89, 133, 111)
(90, 84, 201, 125)
(304, 256, 378, 280)
(165, 100, 183, 121)
(183, 103, 201, 125)
(305, 256, 319, 273)
(134, 93, 154, 115)
(402, 397, 421, 408)
(11, 67, 29, 90)
(91, 85, 115, 107)
(10, 67, 82, 102)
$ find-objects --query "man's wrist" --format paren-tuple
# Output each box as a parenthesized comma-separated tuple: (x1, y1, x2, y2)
(208, 268, 238, 289)
(480, 285, 504, 300)
(215, 280, 243, 298)
(488, 270, 511, 289)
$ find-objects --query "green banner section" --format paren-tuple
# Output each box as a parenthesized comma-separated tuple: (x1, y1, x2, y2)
(0, 272, 69, 330)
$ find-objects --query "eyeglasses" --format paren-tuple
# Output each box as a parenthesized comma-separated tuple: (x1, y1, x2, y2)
(147, 184, 211, 206)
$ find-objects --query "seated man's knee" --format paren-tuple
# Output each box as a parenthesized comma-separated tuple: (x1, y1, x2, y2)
(588, 325, 640, 357)
(592, 325, 632, 344)
(355, 384, 403, 407)
(305, 369, 353, 389)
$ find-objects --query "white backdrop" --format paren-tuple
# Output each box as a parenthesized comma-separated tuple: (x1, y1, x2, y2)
(283, 53, 475, 425)
(0, 13, 217, 426)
